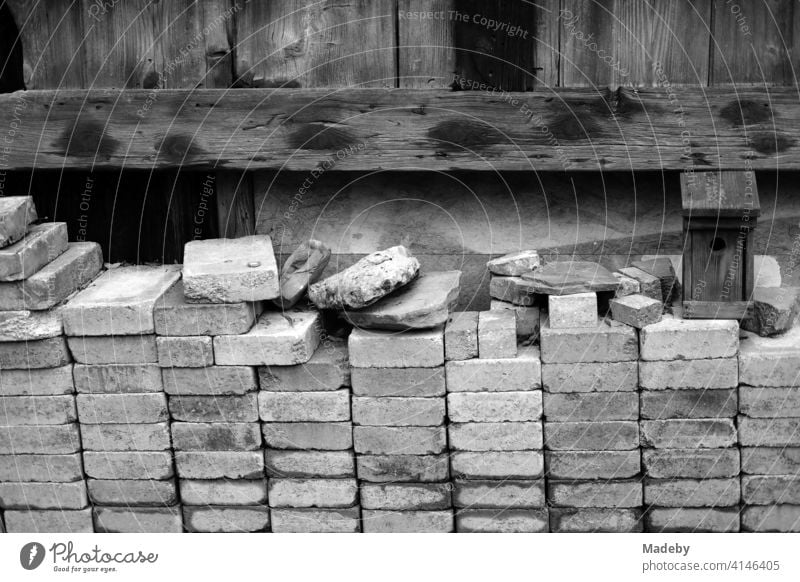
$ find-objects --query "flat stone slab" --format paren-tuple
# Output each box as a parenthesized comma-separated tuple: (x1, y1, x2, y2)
(0, 222, 68, 281)
(272, 239, 331, 309)
(64, 265, 180, 336)
(345, 270, 461, 330)
(308, 245, 420, 310)
(182, 235, 279, 303)
(487, 250, 540, 276)
(521, 261, 619, 295)
(0, 307, 63, 342)
(0, 196, 37, 248)
(0, 242, 102, 311)
(639, 315, 739, 361)
(743, 286, 800, 337)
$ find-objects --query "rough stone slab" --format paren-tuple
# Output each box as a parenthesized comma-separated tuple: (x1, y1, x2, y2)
(156, 336, 213, 368)
(451, 451, 544, 479)
(67, 335, 158, 365)
(445, 311, 479, 361)
(544, 421, 639, 451)
(268, 478, 358, 508)
(259, 341, 349, 391)
(83, 451, 174, 480)
(454, 479, 545, 509)
(76, 393, 168, 424)
(265, 450, 355, 478)
(270, 507, 361, 533)
(183, 235, 279, 303)
(448, 422, 542, 452)
(522, 261, 619, 295)
(213, 309, 320, 366)
(81, 423, 171, 452)
(549, 292, 597, 329)
(617, 267, 661, 301)
(258, 390, 350, 422)
(171, 422, 261, 451)
(88, 478, 177, 506)
(640, 419, 737, 449)
(3, 508, 93, 533)
(0, 196, 37, 247)
(93, 507, 183, 533)
(62, 265, 180, 336)
(0, 395, 77, 425)
(168, 394, 258, 423)
(489, 276, 539, 306)
(351, 366, 444, 397)
(645, 507, 740, 533)
(154, 280, 260, 336)
(262, 422, 352, 450)
(641, 389, 738, 420)
(356, 455, 449, 483)
(0, 242, 102, 311)
(361, 483, 451, 510)
(0, 424, 81, 454)
(744, 287, 800, 337)
(542, 361, 638, 393)
(742, 505, 800, 532)
(445, 346, 541, 392)
(543, 392, 638, 422)
(478, 310, 516, 359)
(639, 358, 738, 390)
(180, 479, 267, 505)
(540, 317, 638, 364)
(740, 386, 800, 418)
(0, 365, 74, 396)
(643, 448, 740, 479)
(644, 478, 740, 507)
(174, 451, 264, 479)
(639, 315, 739, 361)
(742, 475, 800, 505)
(348, 326, 443, 368)
(0, 337, 70, 369)
(74, 364, 163, 394)
(0, 453, 83, 482)
(352, 396, 445, 427)
(612, 272, 640, 297)
(447, 391, 542, 423)
(346, 270, 461, 330)
(548, 480, 643, 508)
(0, 481, 88, 509)
(163, 366, 259, 396)
(353, 426, 446, 455)
(455, 509, 548, 533)
(550, 508, 643, 532)
(183, 506, 270, 533)
(741, 447, 800, 475)
(487, 250, 540, 276)
(272, 239, 331, 309)
(631, 257, 680, 304)
(490, 301, 540, 340)
(610, 294, 662, 329)
(0, 308, 63, 342)
(546, 451, 641, 480)
(738, 328, 800, 387)
(361, 510, 453, 533)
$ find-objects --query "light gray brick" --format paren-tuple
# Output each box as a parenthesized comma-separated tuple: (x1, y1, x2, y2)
(543, 392, 638, 421)
(268, 478, 357, 508)
(351, 366, 445, 397)
(542, 361, 637, 393)
(447, 391, 542, 423)
(548, 480, 642, 508)
(454, 479, 545, 509)
(644, 478, 740, 507)
(258, 390, 350, 422)
(640, 419, 737, 449)
(544, 421, 639, 451)
(445, 346, 541, 392)
(352, 396, 445, 426)
(448, 422, 542, 451)
(353, 426, 446, 455)
(451, 451, 544, 479)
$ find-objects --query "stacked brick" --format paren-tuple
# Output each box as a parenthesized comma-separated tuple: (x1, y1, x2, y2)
(0, 196, 102, 533)
(487, 251, 541, 344)
(446, 311, 547, 532)
(639, 316, 741, 532)
(738, 329, 800, 532)
(350, 326, 452, 532)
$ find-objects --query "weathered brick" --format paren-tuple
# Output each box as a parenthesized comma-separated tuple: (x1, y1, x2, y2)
(478, 310, 517, 358)
(183, 506, 270, 533)
(489, 276, 538, 306)
(445, 346, 541, 392)
(356, 455, 449, 483)
(0, 307, 63, 342)
(542, 361, 638, 393)
(445, 311, 479, 360)
(74, 364, 162, 393)
(540, 317, 638, 364)
(639, 358, 738, 389)
(742, 475, 800, 505)
(548, 480, 642, 508)
(270, 507, 361, 533)
(353, 396, 444, 426)
(738, 417, 800, 447)
(0, 481, 88, 509)
(262, 422, 352, 450)
(88, 478, 177, 506)
(258, 341, 349, 391)
(83, 451, 174, 480)
(174, 451, 264, 479)
(550, 508, 642, 532)
(0, 424, 81, 454)
(741, 447, 800, 475)
(361, 510, 453, 532)
(77, 393, 168, 424)
(639, 316, 739, 361)
(543, 392, 638, 421)
(448, 422, 542, 452)
(268, 478, 357, 508)
(742, 505, 800, 532)
(156, 336, 213, 368)
(645, 507, 740, 533)
(265, 450, 355, 478)
(632, 257, 680, 304)
(447, 391, 542, 423)
(3, 508, 93, 533)
(640, 389, 738, 419)
(610, 294, 662, 328)
(0, 395, 76, 425)
(544, 421, 639, 451)
(171, 422, 261, 451)
(490, 301, 540, 340)
(353, 426, 446, 455)
(642, 449, 740, 479)
(180, 479, 267, 505)
(549, 292, 597, 329)
(63, 265, 180, 336)
(213, 309, 320, 366)
(546, 451, 640, 480)
(0, 365, 73, 396)
(0, 337, 70, 369)
(162, 366, 257, 396)
(739, 386, 800, 418)
(612, 272, 641, 297)
(455, 509, 548, 532)
(738, 327, 800, 386)
(93, 507, 183, 533)
(0, 453, 83, 482)
(451, 451, 544, 479)
(361, 483, 451, 510)
(168, 394, 258, 423)
(348, 326, 444, 368)
(0, 196, 36, 247)
(618, 267, 661, 301)
(351, 366, 445, 397)
(81, 423, 171, 452)
(454, 479, 545, 508)
(640, 419, 736, 449)
(67, 335, 158, 365)
(644, 478, 741, 507)
(258, 390, 350, 422)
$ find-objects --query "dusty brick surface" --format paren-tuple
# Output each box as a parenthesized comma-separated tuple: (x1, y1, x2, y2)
(67, 335, 158, 365)
(548, 480, 642, 508)
(0, 196, 37, 247)
(544, 421, 639, 451)
(171, 422, 261, 451)
(270, 507, 361, 533)
(162, 366, 258, 396)
(490, 301, 540, 339)
(0, 424, 81, 454)
(360, 483, 451, 510)
(642, 448, 740, 479)
(454, 479, 545, 509)
(640, 419, 737, 449)
(448, 422, 542, 452)
(738, 328, 800, 387)
(356, 455, 449, 483)
(174, 451, 264, 480)
(447, 391, 542, 423)
(455, 509, 548, 533)
(540, 317, 638, 364)
(361, 510, 453, 532)
(742, 506, 800, 532)
(156, 336, 213, 368)
(610, 294, 662, 328)
(489, 276, 538, 306)
(0, 453, 83, 482)
(550, 508, 642, 532)
(451, 451, 544, 479)
(180, 479, 267, 505)
(542, 361, 638, 393)
(617, 267, 661, 301)
(742, 475, 800, 505)
(352, 396, 445, 426)
(640, 389, 738, 420)
(262, 422, 352, 450)
(0, 481, 88, 509)
(265, 450, 355, 478)
(444, 311, 479, 361)
(83, 451, 174, 480)
(739, 387, 800, 418)
(0, 307, 63, 341)
(77, 393, 168, 424)
(268, 478, 358, 508)
(183, 506, 270, 533)
(645, 507, 740, 533)
(87, 478, 177, 506)
(351, 366, 445, 397)
(546, 451, 641, 480)
(258, 390, 350, 422)
(0, 365, 74, 396)
(548, 292, 597, 329)
(74, 364, 162, 393)
(638, 358, 738, 389)
(0, 395, 77, 425)
(348, 326, 444, 368)
(258, 341, 349, 391)
(741, 447, 800, 475)
(444, 346, 541, 392)
(738, 417, 800, 447)
(93, 507, 183, 533)
(353, 426, 446, 455)
(543, 392, 638, 421)
(478, 310, 517, 358)
(0, 337, 70, 369)
(639, 316, 739, 361)
(3, 508, 93, 533)
(644, 478, 741, 507)
(81, 423, 171, 452)
(168, 394, 258, 423)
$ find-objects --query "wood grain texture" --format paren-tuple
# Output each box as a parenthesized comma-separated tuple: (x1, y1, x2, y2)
(398, 0, 456, 88)
(559, 0, 616, 87)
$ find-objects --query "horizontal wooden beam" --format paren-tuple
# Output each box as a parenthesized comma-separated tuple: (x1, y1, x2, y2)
(0, 87, 798, 172)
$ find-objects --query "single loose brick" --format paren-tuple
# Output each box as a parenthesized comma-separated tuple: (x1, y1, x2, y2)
(356, 455, 449, 483)
(455, 509, 548, 533)
(617, 267, 661, 301)
(270, 507, 361, 533)
(640, 419, 737, 449)
(741, 447, 800, 475)
(738, 328, 800, 387)
(638, 358, 738, 390)
(67, 335, 158, 365)
(444, 346, 541, 392)
(174, 451, 264, 479)
(548, 292, 597, 329)
(0, 337, 70, 369)
(262, 422, 352, 450)
(445, 311, 479, 360)
(451, 451, 544, 479)
(742, 475, 800, 505)
(540, 317, 638, 364)
(739, 386, 800, 418)
(645, 507, 740, 533)
(81, 423, 171, 452)
(258, 390, 350, 422)
(644, 478, 740, 507)
(361, 510, 453, 533)
(268, 478, 358, 508)
(350, 366, 445, 397)
(183, 506, 269, 533)
(478, 310, 517, 358)
(353, 426, 446, 455)
(156, 336, 213, 368)
(742, 505, 800, 532)
(3, 508, 93, 533)
(548, 480, 642, 508)
(738, 417, 800, 447)
(0, 424, 81, 454)
(542, 361, 638, 393)
(171, 422, 261, 451)
(447, 391, 542, 423)
(543, 392, 638, 421)
(490, 301, 540, 340)
(265, 450, 355, 478)
(642, 448, 740, 479)
(162, 366, 257, 396)
(546, 451, 640, 480)
(609, 294, 662, 328)
(180, 479, 267, 505)
(77, 393, 168, 424)
(352, 396, 445, 426)
(454, 479, 545, 509)
(0, 395, 76, 425)
(0, 365, 74, 396)
(448, 422, 542, 452)
(258, 341, 349, 391)
(348, 326, 444, 368)
(93, 507, 183, 533)
(88, 478, 177, 506)
(168, 394, 258, 423)
(639, 316, 739, 361)
(544, 421, 639, 451)
(550, 508, 642, 532)
(640, 389, 737, 420)
(0, 453, 83, 482)
(83, 451, 174, 480)
(0, 481, 88, 509)
(360, 483, 451, 510)
(74, 364, 163, 393)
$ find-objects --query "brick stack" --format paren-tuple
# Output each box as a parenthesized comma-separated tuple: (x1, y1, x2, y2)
(639, 316, 741, 532)
(64, 265, 182, 533)
(0, 196, 102, 533)
(487, 251, 541, 343)
(738, 328, 800, 532)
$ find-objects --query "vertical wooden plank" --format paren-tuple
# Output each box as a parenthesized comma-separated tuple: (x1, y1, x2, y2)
(216, 171, 255, 237)
(398, 0, 456, 88)
(0, 3, 24, 92)
(559, 0, 616, 87)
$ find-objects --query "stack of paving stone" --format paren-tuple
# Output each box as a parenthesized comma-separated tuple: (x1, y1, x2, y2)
(63, 265, 183, 533)
(639, 315, 742, 532)
(738, 328, 800, 532)
(486, 251, 541, 343)
(446, 310, 547, 532)
(0, 196, 103, 533)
